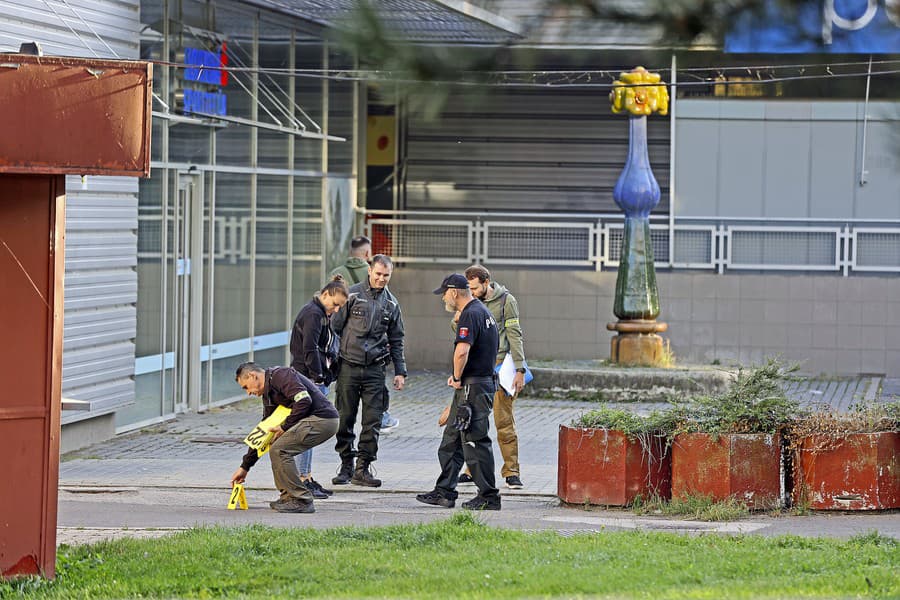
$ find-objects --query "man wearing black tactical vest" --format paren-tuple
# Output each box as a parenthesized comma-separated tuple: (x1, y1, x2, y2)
(416, 273, 501, 511)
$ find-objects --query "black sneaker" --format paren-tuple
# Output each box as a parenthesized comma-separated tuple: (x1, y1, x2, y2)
(462, 496, 501, 511)
(351, 462, 382, 487)
(505, 475, 524, 489)
(308, 478, 333, 497)
(458, 473, 474, 484)
(332, 462, 353, 485)
(269, 497, 289, 509)
(416, 491, 455, 508)
(302, 479, 329, 499)
(272, 498, 315, 513)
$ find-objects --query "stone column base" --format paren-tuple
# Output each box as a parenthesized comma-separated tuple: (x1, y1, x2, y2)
(606, 320, 669, 367)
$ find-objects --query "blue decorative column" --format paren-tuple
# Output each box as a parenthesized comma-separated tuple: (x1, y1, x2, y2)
(606, 67, 669, 366)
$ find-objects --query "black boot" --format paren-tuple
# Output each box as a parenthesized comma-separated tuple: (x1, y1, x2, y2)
(332, 461, 354, 485)
(351, 460, 382, 487)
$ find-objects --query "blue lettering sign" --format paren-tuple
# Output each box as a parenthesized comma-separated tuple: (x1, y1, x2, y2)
(183, 89, 227, 116)
(726, 0, 900, 53)
(184, 47, 224, 85)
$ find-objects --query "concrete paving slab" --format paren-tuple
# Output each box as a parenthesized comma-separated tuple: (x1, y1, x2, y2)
(57, 370, 900, 545)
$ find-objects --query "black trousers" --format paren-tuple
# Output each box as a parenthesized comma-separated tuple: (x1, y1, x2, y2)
(434, 381, 499, 501)
(334, 362, 386, 463)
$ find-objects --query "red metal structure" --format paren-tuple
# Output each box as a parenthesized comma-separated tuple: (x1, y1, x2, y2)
(671, 433, 783, 509)
(793, 432, 900, 510)
(0, 53, 151, 579)
(558, 425, 671, 506)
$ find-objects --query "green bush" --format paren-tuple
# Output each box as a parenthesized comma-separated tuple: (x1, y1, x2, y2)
(572, 359, 804, 438)
(677, 358, 803, 435)
(574, 406, 680, 440)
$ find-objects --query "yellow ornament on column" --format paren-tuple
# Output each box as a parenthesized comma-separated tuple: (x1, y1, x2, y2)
(609, 66, 669, 116)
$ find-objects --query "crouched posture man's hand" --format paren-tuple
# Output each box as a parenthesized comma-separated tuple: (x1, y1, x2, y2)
(231, 467, 248, 487)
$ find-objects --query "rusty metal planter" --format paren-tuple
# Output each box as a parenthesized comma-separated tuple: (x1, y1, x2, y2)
(792, 432, 900, 510)
(558, 425, 671, 506)
(671, 433, 783, 508)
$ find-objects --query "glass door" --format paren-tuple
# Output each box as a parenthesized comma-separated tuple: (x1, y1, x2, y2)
(170, 171, 204, 413)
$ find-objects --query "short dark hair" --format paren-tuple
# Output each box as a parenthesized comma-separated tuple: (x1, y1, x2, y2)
(321, 274, 350, 297)
(350, 236, 371, 250)
(235, 361, 263, 382)
(371, 254, 393, 269)
(464, 265, 491, 283)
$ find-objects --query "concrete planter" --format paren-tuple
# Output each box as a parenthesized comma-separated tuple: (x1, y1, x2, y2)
(792, 432, 900, 510)
(671, 432, 783, 509)
(558, 425, 671, 506)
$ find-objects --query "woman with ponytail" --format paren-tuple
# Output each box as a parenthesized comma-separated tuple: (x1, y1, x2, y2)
(288, 274, 349, 498)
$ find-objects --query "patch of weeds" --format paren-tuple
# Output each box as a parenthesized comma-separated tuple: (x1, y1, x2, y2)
(882, 400, 900, 424)
(787, 401, 899, 455)
(575, 406, 647, 432)
(574, 406, 682, 438)
(573, 406, 682, 462)
(658, 339, 676, 368)
(631, 493, 750, 521)
(629, 493, 665, 515)
(847, 530, 898, 548)
(786, 494, 812, 516)
(678, 358, 803, 436)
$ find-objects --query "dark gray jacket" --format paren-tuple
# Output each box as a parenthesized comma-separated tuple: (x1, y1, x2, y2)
(332, 281, 407, 376)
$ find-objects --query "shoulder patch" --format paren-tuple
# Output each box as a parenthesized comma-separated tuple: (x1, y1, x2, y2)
(459, 327, 469, 338)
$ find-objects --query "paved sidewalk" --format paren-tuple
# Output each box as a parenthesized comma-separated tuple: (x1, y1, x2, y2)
(61, 371, 600, 495)
(57, 370, 899, 546)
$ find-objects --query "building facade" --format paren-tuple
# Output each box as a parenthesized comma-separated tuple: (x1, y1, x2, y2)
(1, 0, 360, 449)
(2, 0, 898, 450)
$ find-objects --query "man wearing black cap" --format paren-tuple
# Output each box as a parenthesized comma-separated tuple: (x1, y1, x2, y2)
(416, 273, 501, 510)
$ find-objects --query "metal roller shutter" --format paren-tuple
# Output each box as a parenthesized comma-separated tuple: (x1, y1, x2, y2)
(404, 86, 670, 214)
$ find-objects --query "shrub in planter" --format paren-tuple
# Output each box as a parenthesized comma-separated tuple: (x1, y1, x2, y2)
(671, 359, 801, 509)
(558, 407, 675, 506)
(789, 402, 899, 510)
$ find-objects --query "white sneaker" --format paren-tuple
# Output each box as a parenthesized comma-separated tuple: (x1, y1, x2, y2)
(380, 412, 400, 433)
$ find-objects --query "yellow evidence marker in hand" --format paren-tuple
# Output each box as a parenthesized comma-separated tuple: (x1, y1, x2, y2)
(228, 483, 248, 510)
(244, 405, 292, 457)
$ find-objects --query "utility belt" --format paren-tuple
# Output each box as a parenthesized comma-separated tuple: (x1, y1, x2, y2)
(462, 374, 496, 386)
(343, 355, 389, 369)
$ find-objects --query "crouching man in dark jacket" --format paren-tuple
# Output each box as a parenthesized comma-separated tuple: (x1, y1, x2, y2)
(230, 362, 339, 513)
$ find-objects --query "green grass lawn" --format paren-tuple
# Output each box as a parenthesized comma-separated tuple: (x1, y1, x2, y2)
(3, 513, 897, 599)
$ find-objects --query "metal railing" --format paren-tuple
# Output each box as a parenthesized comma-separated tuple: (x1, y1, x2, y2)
(136, 207, 900, 274)
(137, 207, 323, 263)
(362, 210, 900, 275)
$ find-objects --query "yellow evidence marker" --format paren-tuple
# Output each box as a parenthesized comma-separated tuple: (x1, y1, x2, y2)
(228, 483, 248, 510)
(243, 404, 292, 457)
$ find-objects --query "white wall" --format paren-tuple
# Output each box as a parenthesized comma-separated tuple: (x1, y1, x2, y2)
(674, 100, 900, 220)
(390, 266, 900, 376)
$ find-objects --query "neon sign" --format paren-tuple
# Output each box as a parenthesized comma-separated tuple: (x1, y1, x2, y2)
(182, 89, 227, 115)
(179, 44, 229, 116)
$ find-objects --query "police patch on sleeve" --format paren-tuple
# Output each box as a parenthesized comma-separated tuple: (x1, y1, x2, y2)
(459, 327, 469, 338)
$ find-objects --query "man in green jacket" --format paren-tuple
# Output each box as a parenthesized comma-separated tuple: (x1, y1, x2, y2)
(329, 235, 371, 286)
(454, 264, 527, 489)
(329, 235, 400, 432)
